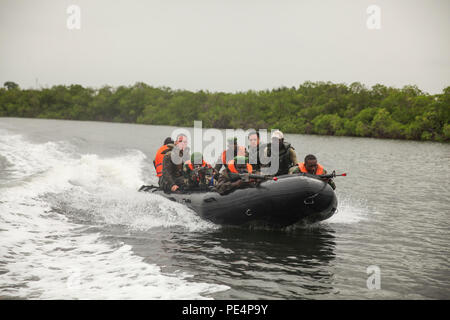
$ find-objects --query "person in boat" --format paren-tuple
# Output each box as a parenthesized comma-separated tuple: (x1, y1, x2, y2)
(290, 154, 336, 190)
(183, 152, 214, 191)
(153, 137, 174, 183)
(213, 156, 257, 195)
(247, 131, 263, 172)
(214, 137, 247, 177)
(159, 134, 189, 193)
(262, 130, 298, 176)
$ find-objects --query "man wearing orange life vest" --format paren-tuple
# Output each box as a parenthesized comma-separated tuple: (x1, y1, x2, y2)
(159, 134, 190, 193)
(183, 152, 214, 190)
(214, 137, 247, 175)
(214, 156, 257, 195)
(291, 154, 336, 190)
(153, 137, 174, 181)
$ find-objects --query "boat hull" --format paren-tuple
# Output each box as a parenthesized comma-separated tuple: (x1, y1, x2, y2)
(145, 174, 337, 227)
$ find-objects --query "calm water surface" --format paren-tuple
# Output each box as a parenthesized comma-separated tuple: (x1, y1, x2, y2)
(0, 118, 449, 299)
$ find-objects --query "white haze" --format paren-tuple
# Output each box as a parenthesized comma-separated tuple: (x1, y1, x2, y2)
(0, 0, 449, 93)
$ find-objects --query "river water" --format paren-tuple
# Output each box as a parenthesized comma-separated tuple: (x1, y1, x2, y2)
(0, 117, 448, 299)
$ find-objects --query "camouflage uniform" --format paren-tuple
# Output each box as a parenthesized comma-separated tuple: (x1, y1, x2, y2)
(183, 162, 214, 191)
(159, 145, 188, 193)
(213, 164, 256, 196)
(263, 142, 298, 176)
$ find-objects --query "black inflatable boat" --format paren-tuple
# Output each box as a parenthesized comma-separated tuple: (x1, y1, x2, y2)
(140, 173, 338, 228)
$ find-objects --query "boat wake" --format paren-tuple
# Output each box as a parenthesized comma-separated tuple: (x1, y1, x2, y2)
(0, 130, 226, 299)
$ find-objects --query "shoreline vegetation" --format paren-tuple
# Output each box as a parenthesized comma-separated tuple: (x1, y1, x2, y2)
(1, 81, 449, 142)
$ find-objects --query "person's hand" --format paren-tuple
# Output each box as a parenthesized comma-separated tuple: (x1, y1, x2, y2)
(233, 179, 243, 187)
(171, 185, 179, 192)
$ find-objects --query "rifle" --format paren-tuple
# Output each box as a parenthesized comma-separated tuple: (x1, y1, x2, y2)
(190, 166, 215, 182)
(317, 170, 347, 180)
(190, 166, 217, 187)
(192, 166, 213, 176)
(237, 173, 278, 182)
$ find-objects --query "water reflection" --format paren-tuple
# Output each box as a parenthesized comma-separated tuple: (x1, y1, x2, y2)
(114, 225, 337, 299)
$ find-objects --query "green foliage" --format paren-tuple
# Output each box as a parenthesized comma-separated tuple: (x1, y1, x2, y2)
(371, 108, 405, 139)
(312, 114, 343, 135)
(0, 81, 448, 142)
(443, 124, 450, 140)
(4, 81, 19, 90)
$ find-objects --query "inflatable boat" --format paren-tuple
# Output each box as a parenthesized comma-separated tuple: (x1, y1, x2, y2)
(139, 173, 338, 228)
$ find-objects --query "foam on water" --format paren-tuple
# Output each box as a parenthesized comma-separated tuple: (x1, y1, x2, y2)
(0, 131, 227, 299)
(327, 194, 369, 224)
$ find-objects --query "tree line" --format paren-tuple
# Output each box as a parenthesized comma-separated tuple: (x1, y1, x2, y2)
(1, 81, 449, 142)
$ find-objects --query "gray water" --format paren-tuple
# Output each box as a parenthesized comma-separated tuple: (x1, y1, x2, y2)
(0, 117, 449, 299)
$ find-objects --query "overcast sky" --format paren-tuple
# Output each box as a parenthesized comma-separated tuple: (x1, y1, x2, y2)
(0, 0, 449, 93)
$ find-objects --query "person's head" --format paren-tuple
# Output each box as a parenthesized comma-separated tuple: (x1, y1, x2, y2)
(191, 152, 203, 167)
(175, 133, 188, 150)
(234, 156, 249, 172)
(304, 154, 318, 174)
(271, 130, 284, 146)
(248, 131, 260, 148)
(164, 137, 174, 145)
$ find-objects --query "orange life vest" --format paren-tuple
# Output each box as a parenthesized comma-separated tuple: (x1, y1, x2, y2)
(154, 145, 169, 177)
(298, 162, 324, 175)
(227, 160, 253, 174)
(221, 146, 246, 164)
(185, 160, 211, 171)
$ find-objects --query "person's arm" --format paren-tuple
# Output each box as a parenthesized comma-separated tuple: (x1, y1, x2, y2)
(328, 179, 336, 190)
(214, 155, 223, 178)
(214, 174, 228, 194)
(162, 154, 176, 189)
(183, 164, 193, 183)
(215, 178, 242, 195)
(288, 166, 299, 174)
(214, 163, 222, 172)
(324, 170, 336, 189)
(289, 148, 298, 166)
(321, 169, 336, 190)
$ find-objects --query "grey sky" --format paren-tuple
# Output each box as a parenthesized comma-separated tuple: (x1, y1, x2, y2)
(0, 0, 449, 94)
